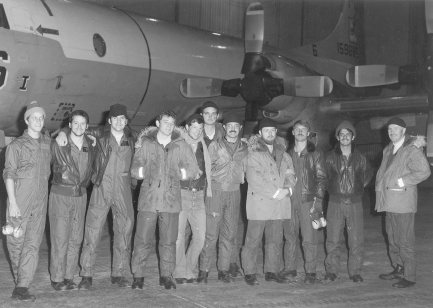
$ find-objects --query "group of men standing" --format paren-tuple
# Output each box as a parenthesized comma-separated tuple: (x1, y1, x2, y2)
(3, 99, 430, 302)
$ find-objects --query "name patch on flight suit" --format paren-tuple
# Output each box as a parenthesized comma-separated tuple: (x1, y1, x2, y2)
(82, 147, 88, 153)
(121, 140, 129, 146)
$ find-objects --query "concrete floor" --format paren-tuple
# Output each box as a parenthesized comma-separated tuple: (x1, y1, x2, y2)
(1, 187, 433, 308)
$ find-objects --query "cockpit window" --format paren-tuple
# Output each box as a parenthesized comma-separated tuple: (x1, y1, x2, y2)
(0, 4, 10, 29)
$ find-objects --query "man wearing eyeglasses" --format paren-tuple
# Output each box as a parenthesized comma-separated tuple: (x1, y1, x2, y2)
(323, 121, 373, 283)
(281, 119, 327, 284)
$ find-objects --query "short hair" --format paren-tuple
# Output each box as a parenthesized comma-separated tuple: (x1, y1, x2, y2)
(293, 119, 310, 131)
(69, 110, 89, 124)
(156, 110, 177, 123)
(186, 115, 204, 126)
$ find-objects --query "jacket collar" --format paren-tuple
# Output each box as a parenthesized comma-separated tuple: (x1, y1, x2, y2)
(142, 126, 183, 144)
(334, 143, 357, 155)
(289, 140, 316, 154)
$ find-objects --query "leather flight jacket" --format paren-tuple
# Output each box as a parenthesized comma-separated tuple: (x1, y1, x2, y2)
(51, 134, 97, 197)
(325, 144, 373, 205)
(288, 141, 327, 202)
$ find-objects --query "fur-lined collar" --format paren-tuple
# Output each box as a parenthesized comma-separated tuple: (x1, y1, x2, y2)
(248, 134, 286, 153)
(386, 134, 427, 151)
(139, 126, 184, 143)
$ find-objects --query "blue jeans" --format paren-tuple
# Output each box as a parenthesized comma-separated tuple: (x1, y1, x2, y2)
(173, 190, 206, 279)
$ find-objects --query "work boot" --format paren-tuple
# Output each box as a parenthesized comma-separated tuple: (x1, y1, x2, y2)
(197, 270, 209, 284)
(392, 278, 415, 288)
(265, 272, 289, 283)
(350, 274, 363, 283)
(78, 276, 92, 290)
(64, 279, 78, 290)
(218, 270, 234, 283)
(51, 281, 67, 291)
(185, 278, 196, 284)
(304, 273, 316, 284)
(132, 278, 144, 290)
(159, 276, 176, 290)
(280, 269, 297, 278)
(229, 263, 243, 278)
(324, 273, 337, 281)
(175, 278, 187, 284)
(244, 274, 259, 286)
(11, 287, 36, 302)
(379, 265, 404, 280)
(111, 276, 131, 288)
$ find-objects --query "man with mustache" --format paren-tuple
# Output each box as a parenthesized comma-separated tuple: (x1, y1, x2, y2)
(281, 119, 327, 284)
(197, 113, 248, 284)
(376, 117, 430, 288)
(324, 121, 373, 283)
(49, 110, 97, 291)
(242, 118, 295, 286)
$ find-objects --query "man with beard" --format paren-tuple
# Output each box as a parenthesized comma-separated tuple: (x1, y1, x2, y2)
(324, 121, 373, 283)
(172, 114, 212, 284)
(130, 110, 199, 290)
(281, 119, 327, 284)
(49, 110, 97, 291)
(56, 103, 137, 290)
(376, 117, 430, 288)
(197, 113, 248, 284)
(241, 118, 295, 286)
(4, 101, 51, 301)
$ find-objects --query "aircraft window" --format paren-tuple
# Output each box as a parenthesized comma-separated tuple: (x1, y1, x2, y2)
(0, 4, 10, 29)
(93, 34, 106, 57)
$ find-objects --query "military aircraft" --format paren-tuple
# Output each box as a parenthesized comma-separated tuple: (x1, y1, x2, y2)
(0, 0, 431, 164)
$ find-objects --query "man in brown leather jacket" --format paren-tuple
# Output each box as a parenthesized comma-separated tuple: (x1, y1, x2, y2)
(197, 113, 248, 284)
(324, 121, 373, 283)
(281, 119, 327, 284)
(49, 110, 97, 291)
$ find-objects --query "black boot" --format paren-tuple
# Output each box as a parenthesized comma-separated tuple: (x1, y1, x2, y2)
(64, 279, 78, 290)
(111, 276, 131, 288)
(392, 278, 415, 288)
(132, 277, 144, 290)
(11, 287, 36, 302)
(379, 265, 404, 280)
(265, 272, 289, 283)
(78, 276, 92, 291)
(229, 263, 242, 278)
(350, 274, 363, 283)
(324, 273, 337, 281)
(197, 270, 209, 284)
(280, 269, 297, 278)
(304, 273, 316, 284)
(51, 281, 67, 291)
(218, 270, 234, 283)
(244, 274, 259, 286)
(159, 276, 176, 290)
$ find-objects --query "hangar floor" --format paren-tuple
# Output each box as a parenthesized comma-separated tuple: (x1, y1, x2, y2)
(1, 187, 432, 308)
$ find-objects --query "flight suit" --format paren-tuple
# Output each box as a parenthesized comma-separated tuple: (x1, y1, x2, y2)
(80, 133, 134, 278)
(3, 130, 52, 288)
(49, 135, 96, 282)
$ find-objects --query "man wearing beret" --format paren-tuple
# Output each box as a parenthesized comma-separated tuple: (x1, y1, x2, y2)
(4, 101, 52, 301)
(241, 118, 295, 286)
(281, 119, 327, 284)
(197, 113, 248, 283)
(172, 114, 211, 284)
(376, 117, 430, 288)
(324, 121, 373, 283)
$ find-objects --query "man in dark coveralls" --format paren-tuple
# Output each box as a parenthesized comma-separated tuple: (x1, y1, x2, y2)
(49, 110, 97, 291)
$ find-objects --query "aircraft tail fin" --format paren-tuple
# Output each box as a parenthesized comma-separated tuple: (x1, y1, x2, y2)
(290, 0, 364, 67)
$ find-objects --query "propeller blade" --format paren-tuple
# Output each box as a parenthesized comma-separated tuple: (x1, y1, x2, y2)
(283, 76, 333, 97)
(346, 65, 400, 87)
(180, 78, 223, 98)
(426, 1, 433, 34)
(245, 2, 264, 53)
